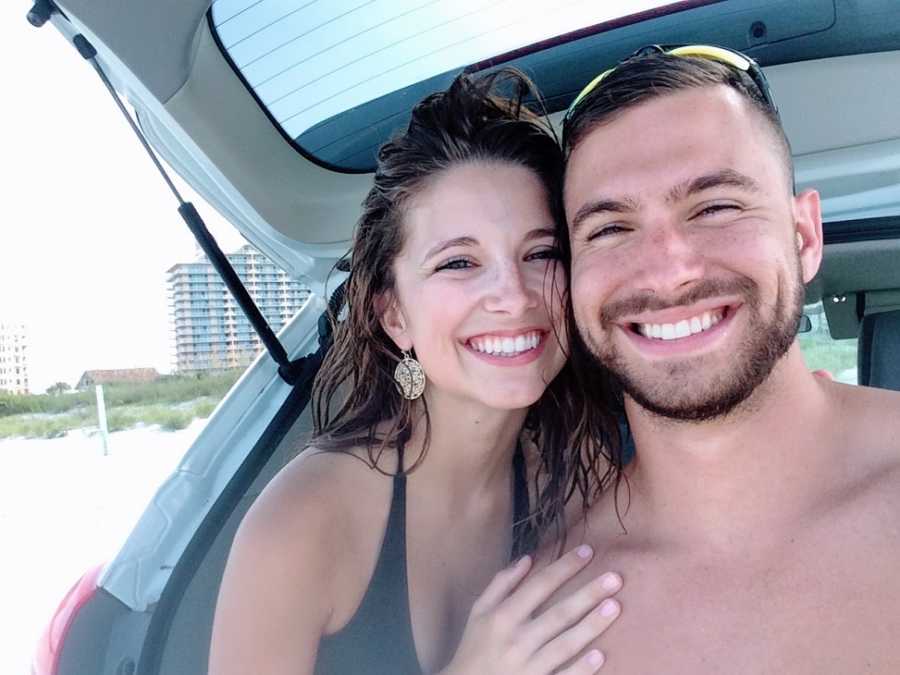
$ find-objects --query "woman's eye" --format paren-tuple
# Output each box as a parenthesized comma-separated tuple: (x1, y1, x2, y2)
(435, 257, 473, 271)
(526, 247, 561, 262)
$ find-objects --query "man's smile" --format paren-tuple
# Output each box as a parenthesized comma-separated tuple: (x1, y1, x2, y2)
(634, 308, 724, 340)
(614, 303, 743, 359)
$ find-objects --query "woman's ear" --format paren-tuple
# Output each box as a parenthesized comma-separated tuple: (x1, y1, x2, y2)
(378, 293, 413, 352)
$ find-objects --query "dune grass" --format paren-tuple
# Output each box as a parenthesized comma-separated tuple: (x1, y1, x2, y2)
(0, 370, 241, 419)
(0, 372, 235, 440)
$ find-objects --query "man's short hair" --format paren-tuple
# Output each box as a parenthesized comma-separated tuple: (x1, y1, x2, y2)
(562, 52, 794, 191)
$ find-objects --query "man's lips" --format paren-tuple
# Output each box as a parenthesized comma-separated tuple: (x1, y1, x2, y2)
(616, 303, 742, 357)
(630, 306, 727, 341)
(607, 297, 741, 338)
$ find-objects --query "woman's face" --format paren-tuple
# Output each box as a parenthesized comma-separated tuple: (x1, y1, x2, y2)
(382, 161, 566, 411)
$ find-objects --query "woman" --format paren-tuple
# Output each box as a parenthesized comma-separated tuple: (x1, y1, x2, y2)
(209, 69, 623, 675)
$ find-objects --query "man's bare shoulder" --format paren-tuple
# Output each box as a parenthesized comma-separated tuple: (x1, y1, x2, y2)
(829, 381, 900, 455)
(821, 382, 900, 515)
(835, 378, 900, 411)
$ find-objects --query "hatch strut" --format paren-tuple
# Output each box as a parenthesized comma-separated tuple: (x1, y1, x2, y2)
(28, 4, 322, 386)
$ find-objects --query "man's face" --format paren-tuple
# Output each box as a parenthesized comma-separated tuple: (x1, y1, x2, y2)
(564, 85, 822, 422)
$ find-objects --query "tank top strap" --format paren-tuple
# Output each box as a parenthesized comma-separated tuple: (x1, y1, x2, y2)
(389, 442, 408, 554)
(313, 441, 420, 674)
(511, 440, 532, 559)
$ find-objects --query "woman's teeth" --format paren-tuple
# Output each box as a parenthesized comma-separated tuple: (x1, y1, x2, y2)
(638, 309, 724, 341)
(468, 331, 542, 357)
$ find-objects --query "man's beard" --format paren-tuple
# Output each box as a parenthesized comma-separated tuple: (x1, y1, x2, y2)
(578, 259, 804, 423)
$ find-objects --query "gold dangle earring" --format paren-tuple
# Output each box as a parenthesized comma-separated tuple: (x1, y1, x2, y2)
(394, 350, 426, 400)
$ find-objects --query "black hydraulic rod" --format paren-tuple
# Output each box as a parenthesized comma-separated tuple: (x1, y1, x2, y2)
(178, 202, 291, 370)
(49, 29, 306, 384)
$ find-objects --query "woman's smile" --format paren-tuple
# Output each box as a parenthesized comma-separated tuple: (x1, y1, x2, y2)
(463, 328, 550, 366)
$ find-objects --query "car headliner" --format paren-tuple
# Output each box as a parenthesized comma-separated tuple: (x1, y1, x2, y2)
(49, 0, 900, 313)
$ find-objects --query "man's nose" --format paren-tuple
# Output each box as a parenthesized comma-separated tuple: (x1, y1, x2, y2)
(633, 223, 706, 296)
(483, 263, 540, 315)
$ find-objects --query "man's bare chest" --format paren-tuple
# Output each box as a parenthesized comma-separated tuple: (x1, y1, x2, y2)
(583, 523, 900, 674)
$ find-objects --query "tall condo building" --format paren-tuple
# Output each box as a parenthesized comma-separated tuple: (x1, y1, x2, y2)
(0, 322, 30, 395)
(167, 245, 310, 373)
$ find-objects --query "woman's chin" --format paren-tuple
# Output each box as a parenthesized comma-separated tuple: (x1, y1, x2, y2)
(473, 386, 547, 412)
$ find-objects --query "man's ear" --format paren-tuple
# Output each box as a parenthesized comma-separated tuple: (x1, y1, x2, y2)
(378, 293, 413, 352)
(793, 189, 824, 284)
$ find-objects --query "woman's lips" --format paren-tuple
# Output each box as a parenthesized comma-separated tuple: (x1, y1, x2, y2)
(464, 329, 550, 366)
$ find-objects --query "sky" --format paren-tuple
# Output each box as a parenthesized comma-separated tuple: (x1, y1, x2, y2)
(2, 4, 244, 393)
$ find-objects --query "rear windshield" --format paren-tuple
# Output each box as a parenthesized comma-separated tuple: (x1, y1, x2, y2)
(210, 0, 896, 173)
(209, 0, 687, 171)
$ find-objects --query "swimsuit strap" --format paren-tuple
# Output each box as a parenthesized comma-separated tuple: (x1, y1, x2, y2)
(511, 440, 532, 559)
(312, 441, 421, 674)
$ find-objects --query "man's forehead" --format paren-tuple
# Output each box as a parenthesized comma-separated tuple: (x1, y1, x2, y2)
(564, 86, 771, 208)
(568, 85, 756, 152)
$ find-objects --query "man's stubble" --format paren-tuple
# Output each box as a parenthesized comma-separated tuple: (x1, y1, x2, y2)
(578, 253, 805, 423)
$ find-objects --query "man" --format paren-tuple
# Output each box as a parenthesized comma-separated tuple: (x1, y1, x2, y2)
(558, 46, 900, 673)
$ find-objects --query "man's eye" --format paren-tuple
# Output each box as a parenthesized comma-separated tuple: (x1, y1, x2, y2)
(695, 203, 740, 218)
(586, 224, 627, 241)
(436, 257, 473, 271)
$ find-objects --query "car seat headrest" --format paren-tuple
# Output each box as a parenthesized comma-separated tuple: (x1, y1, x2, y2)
(858, 309, 900, 391)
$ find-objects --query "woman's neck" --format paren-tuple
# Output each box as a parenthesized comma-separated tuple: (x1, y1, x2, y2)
(403, 390, 528, 504)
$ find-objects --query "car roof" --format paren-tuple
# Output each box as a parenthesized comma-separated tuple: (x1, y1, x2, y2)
(50, 0, 900, 298)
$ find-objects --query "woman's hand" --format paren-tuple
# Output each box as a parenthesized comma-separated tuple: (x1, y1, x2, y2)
(439, 545, 621, 675)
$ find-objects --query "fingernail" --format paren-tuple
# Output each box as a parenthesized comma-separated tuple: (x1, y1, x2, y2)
(576, 544, 593, 559)
(517, 554, 531, 568)
(599, 598, 619, 617)
(586, 649, 605, 667)
(601, 572, 622, 591)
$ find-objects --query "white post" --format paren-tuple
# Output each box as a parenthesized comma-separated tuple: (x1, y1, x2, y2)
(95, 384, 109, 456)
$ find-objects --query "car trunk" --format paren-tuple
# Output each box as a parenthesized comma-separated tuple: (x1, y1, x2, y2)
(32, 1, 900, 673)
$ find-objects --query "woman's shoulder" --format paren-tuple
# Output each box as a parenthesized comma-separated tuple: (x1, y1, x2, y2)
(227, 445, 400, 629)
(240, 445, 397, 554)
(212, 446, 401, 671)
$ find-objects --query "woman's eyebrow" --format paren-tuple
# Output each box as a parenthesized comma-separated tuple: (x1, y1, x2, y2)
(422, 236, 478, 262)
(524, 227, 557, 242)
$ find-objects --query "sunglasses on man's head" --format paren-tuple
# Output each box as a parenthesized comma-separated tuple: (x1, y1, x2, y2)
(563, 44, 778, 125)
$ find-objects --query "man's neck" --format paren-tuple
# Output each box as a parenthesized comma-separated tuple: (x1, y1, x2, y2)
(620, 344, 839, 552)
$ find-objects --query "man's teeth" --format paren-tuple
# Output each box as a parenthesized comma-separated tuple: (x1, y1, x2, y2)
(469, 331, 542, 356)
(639, 310, 723, 340)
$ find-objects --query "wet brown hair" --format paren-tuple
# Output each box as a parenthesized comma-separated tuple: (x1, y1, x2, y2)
(310, 68, 621, 554)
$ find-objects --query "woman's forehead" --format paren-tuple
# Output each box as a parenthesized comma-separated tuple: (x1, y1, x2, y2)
(403, 162, 553, 251)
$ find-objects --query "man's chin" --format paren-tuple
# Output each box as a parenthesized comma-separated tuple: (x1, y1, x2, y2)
(624, 386, 755, 423)
(614, 368, 757, 422)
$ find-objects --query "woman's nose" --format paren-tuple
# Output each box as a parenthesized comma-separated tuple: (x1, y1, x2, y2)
(482, 263, 540, 316)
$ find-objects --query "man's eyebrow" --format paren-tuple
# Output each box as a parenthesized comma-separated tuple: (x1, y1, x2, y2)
(570, 198, 638, 234)
(667, 169, 761, 203)
(422, 236, 478, 263)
